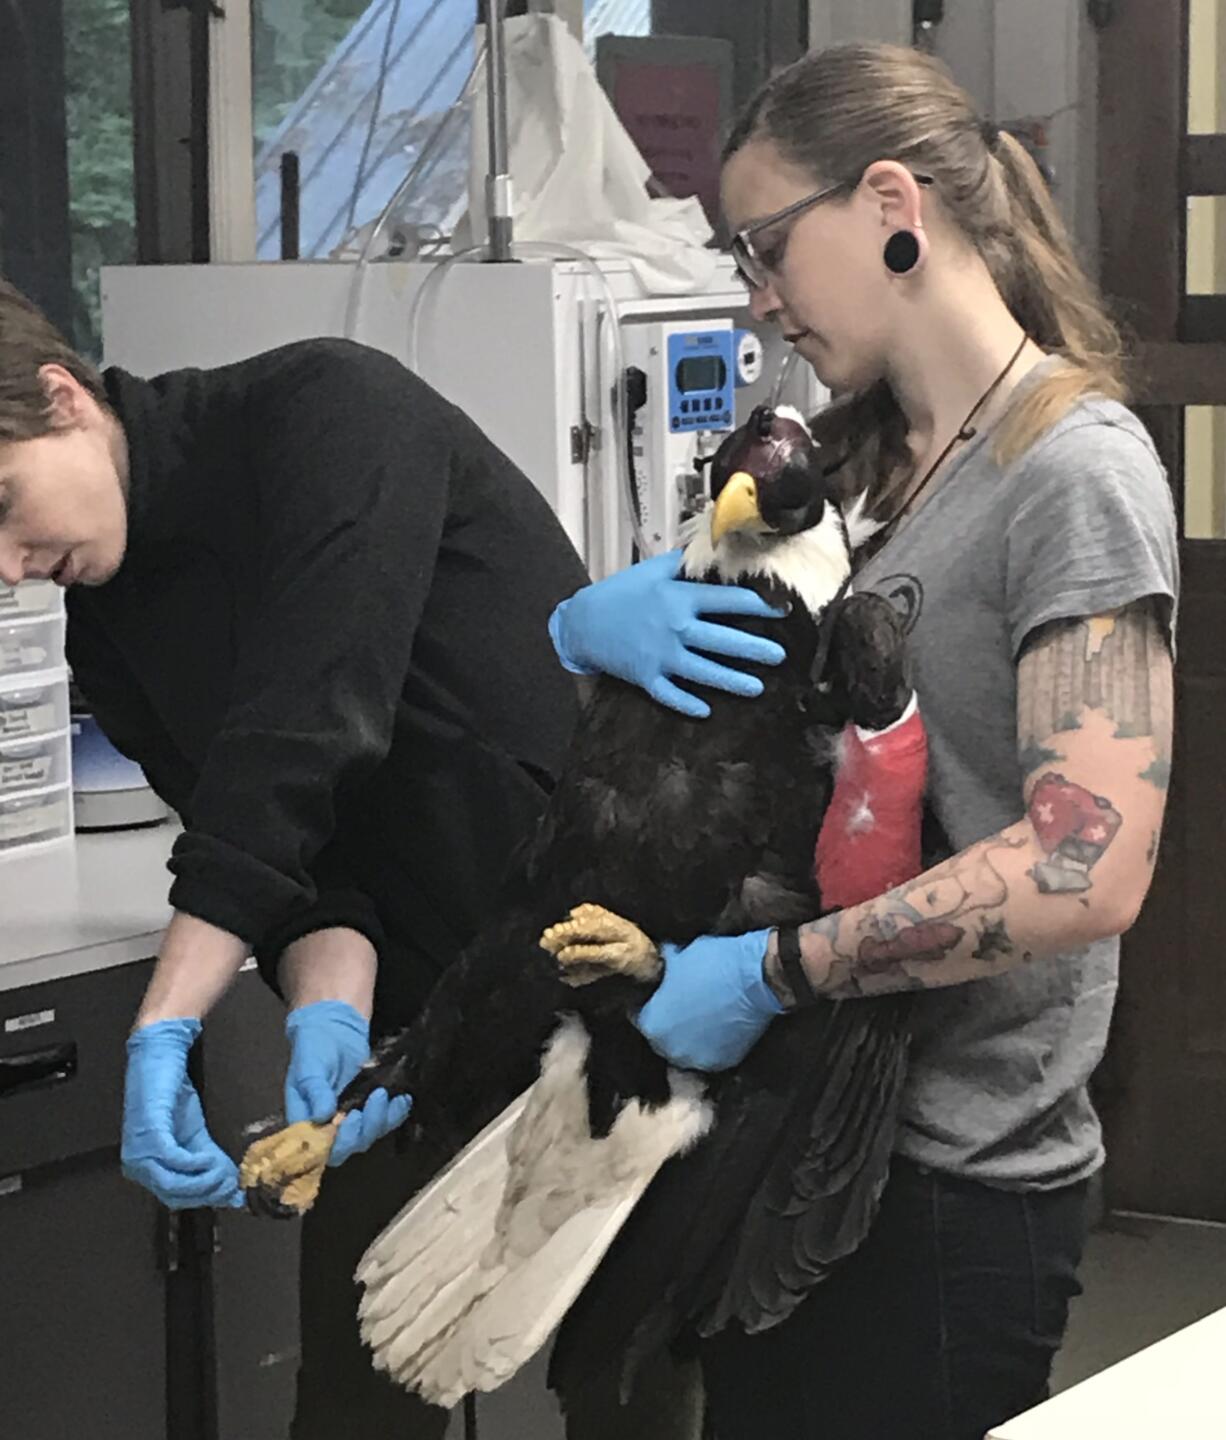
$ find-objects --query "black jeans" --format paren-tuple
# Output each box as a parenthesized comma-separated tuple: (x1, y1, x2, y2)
(700, 1157, 1090, 1440)
(291, 1134, 451, 1439)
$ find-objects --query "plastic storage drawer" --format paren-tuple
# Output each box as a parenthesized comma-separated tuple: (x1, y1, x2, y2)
(0, 785, 72, 853)
(0, 614, 66, 681)
(0, 672, 70, 743)
(0, 580, 63, 620)
(0, 730, 71, 798)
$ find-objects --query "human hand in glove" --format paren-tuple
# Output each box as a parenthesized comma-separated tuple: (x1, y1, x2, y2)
(122, 1018, 246, 1209)
(284, 999, 412, 1167)
(548, 550, 787, 719)
(634, 928, 782, 1072)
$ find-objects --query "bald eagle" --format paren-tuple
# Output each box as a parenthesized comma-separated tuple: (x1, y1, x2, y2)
(241, 404, 917, 1410)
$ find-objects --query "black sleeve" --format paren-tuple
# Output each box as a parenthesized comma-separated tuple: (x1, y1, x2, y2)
(66, 599, 198, 821)
(166, 346, 454, 943)
(71, 592, 398, 995)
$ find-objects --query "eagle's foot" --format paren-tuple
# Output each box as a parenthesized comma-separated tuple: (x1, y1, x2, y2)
(539, 903, 661, 987)
(239, 1116, 341, 1217)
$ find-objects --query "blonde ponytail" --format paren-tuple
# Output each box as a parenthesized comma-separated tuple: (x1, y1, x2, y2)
(984, 131, 1126, 465)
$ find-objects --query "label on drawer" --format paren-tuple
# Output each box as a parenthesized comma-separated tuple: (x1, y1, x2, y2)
(0, 795, 66, 842)
(0, 752, 52, 790)
(0, 635, 49, 672)
(0, 701, 56, 739)
(5, 1008, 55, 1034)
(0, 583, 53, 616)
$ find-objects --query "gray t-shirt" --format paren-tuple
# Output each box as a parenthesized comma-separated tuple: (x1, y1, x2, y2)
(853, 389, 1178, 1189)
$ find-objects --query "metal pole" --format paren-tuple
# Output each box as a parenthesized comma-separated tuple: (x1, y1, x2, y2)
(484, 0, 514, 260)
(279, 152, 300, 260)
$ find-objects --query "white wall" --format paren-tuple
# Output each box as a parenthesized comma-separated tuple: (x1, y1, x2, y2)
(935, 1, 1099, 267)
(809, 0, 911, 48)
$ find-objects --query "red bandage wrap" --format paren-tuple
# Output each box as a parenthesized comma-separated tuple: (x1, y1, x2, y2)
(814, 699, 928, 910)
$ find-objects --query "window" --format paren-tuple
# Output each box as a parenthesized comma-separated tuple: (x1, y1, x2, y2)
(584, 0, 651, 58)
(251, 0, 479, 260)
(0, 0, 136, 359)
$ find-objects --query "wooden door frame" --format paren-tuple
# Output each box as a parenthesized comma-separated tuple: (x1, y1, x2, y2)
(1094, 0, 1226, 1219)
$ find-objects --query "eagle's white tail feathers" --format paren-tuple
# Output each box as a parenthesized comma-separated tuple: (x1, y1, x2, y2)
(355, 1017, 712, 1408)
(356, 1107, 525, 1357)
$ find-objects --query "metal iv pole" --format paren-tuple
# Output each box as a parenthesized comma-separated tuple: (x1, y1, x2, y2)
(483, 0, 514, 261)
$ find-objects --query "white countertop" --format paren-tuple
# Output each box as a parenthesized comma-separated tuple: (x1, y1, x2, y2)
(989, 1304, 1226, 1438)
(0, 825, 177, 992)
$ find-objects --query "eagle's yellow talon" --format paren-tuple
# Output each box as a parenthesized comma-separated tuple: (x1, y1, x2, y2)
(538, 904, 660, 986)
(239, 1116, 342, 1215)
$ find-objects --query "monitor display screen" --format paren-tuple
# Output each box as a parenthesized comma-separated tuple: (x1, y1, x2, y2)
(676, 355, 725, 392)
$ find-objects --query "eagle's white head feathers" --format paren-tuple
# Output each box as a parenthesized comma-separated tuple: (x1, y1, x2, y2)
(679, 404, 876, 618)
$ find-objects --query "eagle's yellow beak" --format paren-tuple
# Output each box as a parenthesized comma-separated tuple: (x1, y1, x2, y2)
(710, 471, 767, 545)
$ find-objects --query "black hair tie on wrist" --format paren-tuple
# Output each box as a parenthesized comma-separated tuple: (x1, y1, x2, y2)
(777, 928, 819, 1008)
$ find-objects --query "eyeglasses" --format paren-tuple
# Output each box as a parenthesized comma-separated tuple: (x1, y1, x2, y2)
(730, 182, 847, 290)
(729, 172, 935, 290)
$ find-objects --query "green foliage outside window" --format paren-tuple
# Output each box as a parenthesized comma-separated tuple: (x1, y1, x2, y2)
(58, 0, 371, 357)
(251, 0, 372, 146)
(63, 0, 135, 359)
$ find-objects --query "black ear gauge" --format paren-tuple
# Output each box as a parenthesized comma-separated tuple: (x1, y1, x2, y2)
(883, 229, 921, 274)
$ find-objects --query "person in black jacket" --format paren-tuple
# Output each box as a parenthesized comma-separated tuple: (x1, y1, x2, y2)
(0, 278, 595, 1436)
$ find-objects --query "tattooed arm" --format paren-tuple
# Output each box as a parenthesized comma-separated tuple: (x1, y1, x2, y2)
(765, 600, 1173, 1004)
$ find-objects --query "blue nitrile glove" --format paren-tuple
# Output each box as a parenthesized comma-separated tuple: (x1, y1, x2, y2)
(122, 1018, 246, 1209)
(284, 1000, 412, 1168)
(549, 550, 787, 719)
(635, 929, 783, 1072)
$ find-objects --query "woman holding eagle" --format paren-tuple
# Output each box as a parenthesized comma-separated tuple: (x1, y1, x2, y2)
(549, 40, 1178, 1440)
(245, 39, 1176, 1440)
